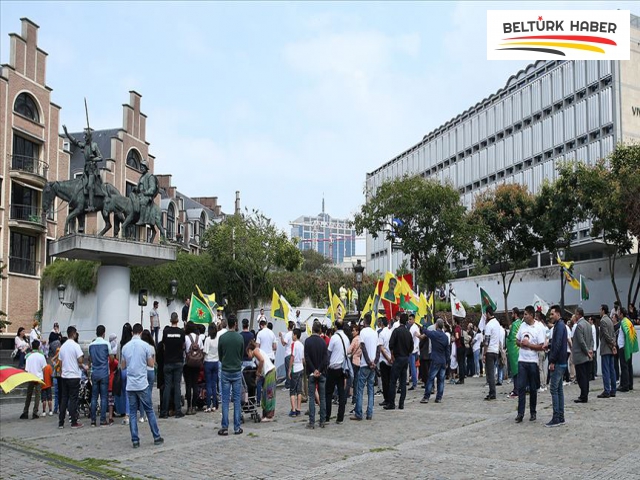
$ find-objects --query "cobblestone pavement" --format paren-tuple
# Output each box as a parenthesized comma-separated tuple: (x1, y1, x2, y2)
(1, 377, 638, 479)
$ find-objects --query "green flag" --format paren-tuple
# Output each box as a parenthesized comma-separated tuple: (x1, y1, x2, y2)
(580, 275, 589, 301)
(506, 318, 523, 376)
(621, 317, 639, 362)
(188, 293, 213, 324)
(479, 287, 497, 313)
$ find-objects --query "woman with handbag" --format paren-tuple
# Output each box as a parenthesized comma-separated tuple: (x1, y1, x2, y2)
(14, 327, 29, 369)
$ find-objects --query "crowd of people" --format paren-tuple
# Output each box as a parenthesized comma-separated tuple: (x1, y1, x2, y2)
(12, 298, 638, 446)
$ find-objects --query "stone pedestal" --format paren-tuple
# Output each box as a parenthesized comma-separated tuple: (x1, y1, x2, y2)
(48, 234, 176, 341)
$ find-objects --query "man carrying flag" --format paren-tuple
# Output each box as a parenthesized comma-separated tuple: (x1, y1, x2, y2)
(617, 309, 638, 392)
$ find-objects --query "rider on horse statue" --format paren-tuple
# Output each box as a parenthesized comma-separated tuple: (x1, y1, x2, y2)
(62, 125, 104, 212)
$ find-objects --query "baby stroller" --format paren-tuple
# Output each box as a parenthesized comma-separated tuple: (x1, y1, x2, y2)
(78, 375, 93, 418)
(241, 367, 260, 423)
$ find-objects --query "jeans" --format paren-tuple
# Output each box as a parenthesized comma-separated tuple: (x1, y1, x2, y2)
(325, 368, 346, 422)
(351, 365, 360, 405)
(58, 377, 80, 426)
(308, 373, 326, 425)
(354, 366, 375, 419)
(409, 353, 418, 387)
(120, 369, 130, 414)
(497, 362, 504, 384)
(379, 362, 391, 404)
(425, 362, 446, 401)
(90, 375, 109, 423)
(141, 369, 154, 419)
(283, 355, 291, 388)
(549, 364, 566, 420)
(152, 327, 160, 346)
(601, 354, 616, 394)
(221, 370, 242, 432)
(388, 356, 409, 408)
(485, 353, 498, 397)
(161, 362, 183, 416)
(204, 361, 219, 409)
(127, 390, 161, 444)
(575, 361, 590, 400)
(473, 350, 480, 376)
(53, 377, 60, 412)
(184, 365, 199, 409)
(517, 362, 539, 416)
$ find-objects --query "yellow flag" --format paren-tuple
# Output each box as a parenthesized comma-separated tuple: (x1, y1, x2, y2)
(271, 288, 288, 321)
(332, 294, 346, 322)
(556, 255, 574, 271)
(360, 295, 373, 320)
(381, 272, 401, 303)
(327, 283, 335, 324)
(196, 285, 217, 312)
(564, 270, 580, 290)
(306, 320, 312, 337)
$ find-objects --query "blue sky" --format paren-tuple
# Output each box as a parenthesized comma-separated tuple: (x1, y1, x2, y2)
(2, 1, 638, 252)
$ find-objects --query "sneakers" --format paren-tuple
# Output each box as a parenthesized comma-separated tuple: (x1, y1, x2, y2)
(420, 397, 429, 404)
(139, 416, 145, 422)
(545, 417, 562, 427)
(91, 422, 97, 427)
(122, 417, 130, 425)
(288, 410, 297, 417)
(132, 442, 140, 448)
(597, 392, 610, 399)
(306, 423, 315, 429)
(349, 415, 362, 421)
(508, 392, 518, 399)
(49, 411, 53, 416)
(434, 399, 441, 403)
(71, 422, 83, 429)
(154, 437, 164, 446)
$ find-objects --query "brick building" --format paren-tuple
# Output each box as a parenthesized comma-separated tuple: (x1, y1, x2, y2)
(0, 18, 70, 333)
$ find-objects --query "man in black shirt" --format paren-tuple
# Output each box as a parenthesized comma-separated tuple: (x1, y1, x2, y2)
(304, 321, 328, 429)
(181, 297, 190, 326)
(160, 312, 185, 419)
(240, 319, 255, 368)
(385, 313, 413, 410)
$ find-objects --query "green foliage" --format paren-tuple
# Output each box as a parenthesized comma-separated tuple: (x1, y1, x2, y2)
(41, 259, 99, 294)
(130, 251, 218, 300)
(354, 175, 475, 291)
(300, 249, 332, 273)
(203, 209, 303, 318)
(471, 183, 538, 315)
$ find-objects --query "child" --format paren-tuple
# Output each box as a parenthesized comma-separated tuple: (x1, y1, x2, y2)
(108, 347, 119, 426)
(41, 361, 54, 416)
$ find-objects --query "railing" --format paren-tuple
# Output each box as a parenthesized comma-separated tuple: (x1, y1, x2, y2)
(10, 155, 48, 179)
(8, 256, 40, 276)
(9, 204, 46, 226)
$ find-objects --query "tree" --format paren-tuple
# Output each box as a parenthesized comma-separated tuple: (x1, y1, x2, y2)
(353, 175, 475, 292)
(300, 249, 332, 273)
(471, 184, 538, 318)
(203, 209, 302, 326)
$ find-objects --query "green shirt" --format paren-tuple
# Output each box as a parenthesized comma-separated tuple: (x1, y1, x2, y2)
(218, 330, 244, 373)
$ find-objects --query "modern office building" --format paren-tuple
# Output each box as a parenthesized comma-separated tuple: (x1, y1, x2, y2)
(290, 200, 356, 265)
(365, 14, 640, 276)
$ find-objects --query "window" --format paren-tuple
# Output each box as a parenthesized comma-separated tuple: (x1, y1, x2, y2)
(9, 231, 37, 275)
(166, 203, 175, 240)
(12, 135, 41, 172)
(14, 92, 39, 122)
(10, 182, 39, 221)
(199, 213, 206, 238)
(126, 149, 141, 170)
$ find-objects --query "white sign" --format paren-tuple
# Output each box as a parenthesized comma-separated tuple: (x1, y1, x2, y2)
(487, 10, 630, 60)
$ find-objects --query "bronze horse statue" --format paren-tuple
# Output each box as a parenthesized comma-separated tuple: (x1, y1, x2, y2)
(42, 178, 125, 236)
(103, 190, 166, 243)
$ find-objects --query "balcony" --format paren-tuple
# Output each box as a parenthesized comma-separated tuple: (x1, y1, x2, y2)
(8, 256, 40, 276)
(9, 204, 47, 233)
(9, 155, 48, 187)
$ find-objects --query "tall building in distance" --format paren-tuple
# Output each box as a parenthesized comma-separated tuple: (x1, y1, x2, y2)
(290, 198, 356, 265)
(365, 14, 640, 276)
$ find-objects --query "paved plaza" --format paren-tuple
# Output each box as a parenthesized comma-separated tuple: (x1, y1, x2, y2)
(0, 376, 638, 479)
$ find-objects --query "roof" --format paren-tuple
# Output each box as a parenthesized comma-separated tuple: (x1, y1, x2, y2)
(66, 128, 121, 176)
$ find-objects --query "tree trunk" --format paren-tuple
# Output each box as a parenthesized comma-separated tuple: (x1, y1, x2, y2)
(501, 270, 509, 323)
(628, 250, 640, 306)
(608, 249, 621, 306)
(249, 276, 255, 331)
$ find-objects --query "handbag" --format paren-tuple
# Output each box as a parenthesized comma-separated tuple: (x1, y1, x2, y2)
(337, 333, 354, 378)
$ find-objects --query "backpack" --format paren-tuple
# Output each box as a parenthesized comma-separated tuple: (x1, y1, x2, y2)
(186, 334, 204, 368)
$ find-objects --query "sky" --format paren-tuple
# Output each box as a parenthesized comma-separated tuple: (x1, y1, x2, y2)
(2, 1, 638, 254)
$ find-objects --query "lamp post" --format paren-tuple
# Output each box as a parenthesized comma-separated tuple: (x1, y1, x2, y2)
(558, 248, 566, 315)
(353, 259, 364, 312)
(166, 279, 178, 306)
(57, 284, 74, 310)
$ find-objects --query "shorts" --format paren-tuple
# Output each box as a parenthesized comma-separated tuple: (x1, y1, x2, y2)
(289, 371, 303, 396)
(41, 388, 52, 401)
(108, 391, 115, 407)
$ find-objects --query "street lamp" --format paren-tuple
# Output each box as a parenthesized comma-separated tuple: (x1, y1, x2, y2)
(57, 284, 74, 310)
(558, 248, 566, 315)
(353, 259, 364, 312)
(166, 279, 178, 306)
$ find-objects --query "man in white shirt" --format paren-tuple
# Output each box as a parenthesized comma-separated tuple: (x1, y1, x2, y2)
(472, 329, 483, 377)
(408, 314, 420, 390)
(256, 308, 267, 325)
(21, 339, 47, 420)
(58, 326, 88, 429)
(256, 320, 276, 363)
(149, 301, 160, 345)
(287, 328, 305, 416)
(325, 321, 351, 424)
(515, 306, 547, 423)
(351, 313, 380, 421)
(483, 307, 501, 400)
(279, 322, 295, 390)
(377, 318, 393, 407)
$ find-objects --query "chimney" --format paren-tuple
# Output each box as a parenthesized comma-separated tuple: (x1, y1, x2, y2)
(235, 191, 241, 215)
